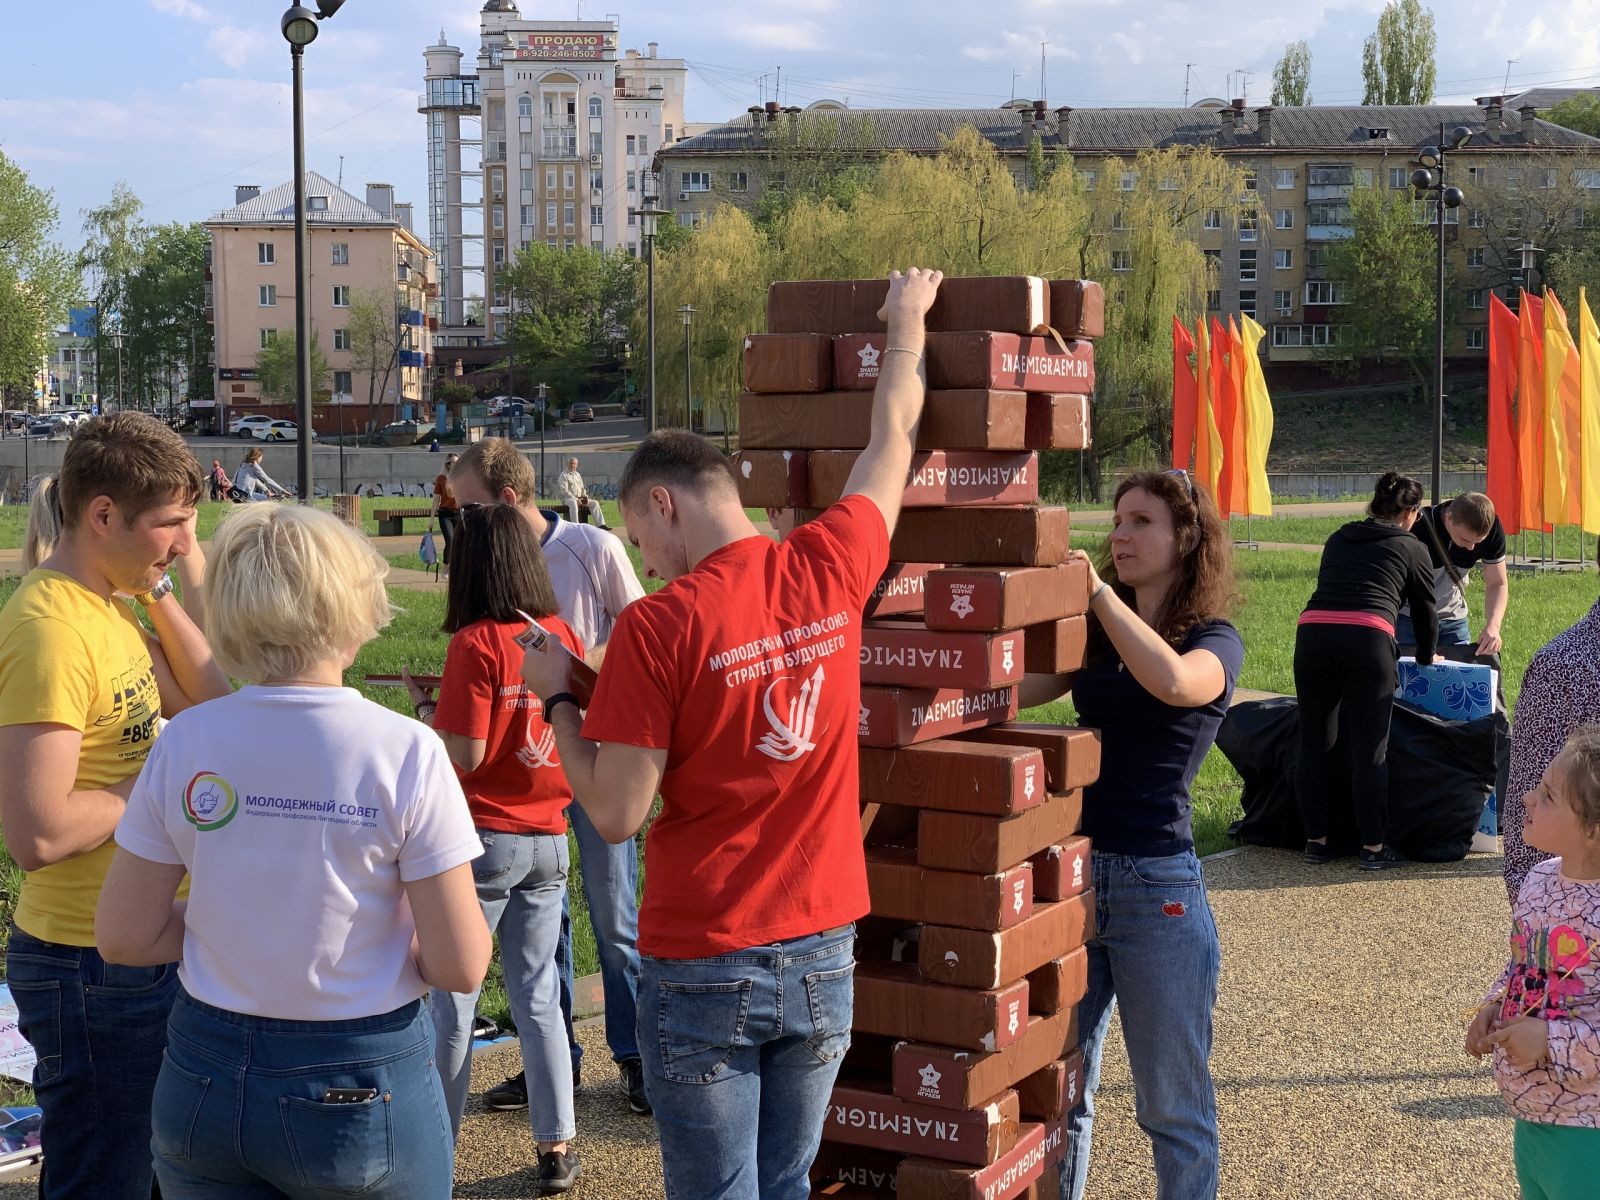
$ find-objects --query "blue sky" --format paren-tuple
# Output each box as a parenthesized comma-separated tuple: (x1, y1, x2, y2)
(6, 0, 1600, 251)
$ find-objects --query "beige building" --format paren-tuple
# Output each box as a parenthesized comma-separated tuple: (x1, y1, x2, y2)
(420, 0, 687, 350)
(205, 175, 435, 433)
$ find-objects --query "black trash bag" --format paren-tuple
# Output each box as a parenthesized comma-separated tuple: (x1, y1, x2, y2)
(1218, 696, 1506, 862)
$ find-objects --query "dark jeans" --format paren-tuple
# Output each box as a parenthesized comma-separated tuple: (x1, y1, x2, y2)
(1293, 623, 1398, 846)
(6, 924, 178, 1199)
(437, 506, 460, 566)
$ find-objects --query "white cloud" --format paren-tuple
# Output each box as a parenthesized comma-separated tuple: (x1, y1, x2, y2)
(205, 25, 269, 71)
(726, 21, 828, 51)
(150, 0, 210, 20)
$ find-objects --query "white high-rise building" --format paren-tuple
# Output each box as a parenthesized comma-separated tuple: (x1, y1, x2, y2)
(420, 1, 686, 348)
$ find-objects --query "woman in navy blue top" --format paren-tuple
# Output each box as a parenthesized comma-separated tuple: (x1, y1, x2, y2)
(1028, 471, 1243, 1200)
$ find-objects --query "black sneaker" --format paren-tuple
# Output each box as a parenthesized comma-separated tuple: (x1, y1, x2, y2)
(482, 1070, 527, 1111)
(535, 1148, 581, 1194)
(1359, 845, 1408, 871)
(619, 1059, 651, 1115)
(1302, 839, 1336, 865)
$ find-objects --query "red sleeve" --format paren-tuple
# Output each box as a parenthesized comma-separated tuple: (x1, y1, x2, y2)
(581, 601, 675, 750)
(785, 494, 890, 610)
(433, 624, 498, 741)
(433, 475, 447, 497)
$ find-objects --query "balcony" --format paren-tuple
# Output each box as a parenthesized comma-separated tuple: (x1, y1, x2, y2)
(542, 140, 579, 160)
(1306, 225, 1354, 241)
(1306, 183, 1353, 202)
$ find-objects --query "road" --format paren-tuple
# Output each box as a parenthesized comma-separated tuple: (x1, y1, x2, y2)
(185, 412, 645, 455)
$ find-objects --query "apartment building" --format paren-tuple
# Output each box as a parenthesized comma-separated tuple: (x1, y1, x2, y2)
(420, 0, 687, 351)
(657, 96, 1600, 369)
(205, 175, 435, 433)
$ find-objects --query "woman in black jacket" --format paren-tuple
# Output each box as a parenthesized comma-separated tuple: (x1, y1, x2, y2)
(1295, 472, 1439, 869)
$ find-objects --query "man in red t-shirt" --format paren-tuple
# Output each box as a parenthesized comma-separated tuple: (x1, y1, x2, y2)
(520, 268, 942, 1200)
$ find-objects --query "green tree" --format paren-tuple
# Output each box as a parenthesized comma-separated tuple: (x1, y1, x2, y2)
(0, 152, 74, 407)
(121, 222, 213, 414)
(501, 242, 638, 405)
(1547, 93, 1600, 139)
(1361, 0, 1437, 105)
(1321, 185, 1440, 384)
(1271, 40, 1313, 106)
(345, 289, 403, 415)
(255, 326, 331, 407)
(79, 183, 146, 408)
(748, 110, 884, 229)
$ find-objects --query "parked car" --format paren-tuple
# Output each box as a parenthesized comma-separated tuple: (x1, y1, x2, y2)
(622, 396, 641, 418)
(253, 419, 316, 442)
(567, 402, 595, 422)
(376, 420, 423, 447)
(230, 414, 276, 438)
(27, 420, 64, 439)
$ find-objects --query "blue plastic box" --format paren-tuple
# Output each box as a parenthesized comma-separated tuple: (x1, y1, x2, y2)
(1396, 657, 1500, 837)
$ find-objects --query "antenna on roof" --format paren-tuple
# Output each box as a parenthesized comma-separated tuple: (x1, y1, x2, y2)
(337, 155, 344, 187)
(1504, 59, 1518, 92)
(1040, 41, 1049, 107)
(1238, 68, 1252, 107)
(1183, 63, 1194, 107)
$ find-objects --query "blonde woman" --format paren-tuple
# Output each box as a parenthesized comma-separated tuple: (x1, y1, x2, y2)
(95, 504, 491, 1200)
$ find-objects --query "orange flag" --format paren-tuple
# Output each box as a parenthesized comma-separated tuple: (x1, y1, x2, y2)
(1172, 317, 1197, 471)
(1209, 318, 1232, 504)
(1517, 292, 1548, 531)
(1193, 318, 1222, 496)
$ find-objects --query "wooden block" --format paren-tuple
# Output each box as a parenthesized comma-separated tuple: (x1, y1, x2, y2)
(1049, 280, 1106, 339)
(897, 1120, 1062, 1200)
(823, 1083, 1021, 1167)
(834, 332, 1094, 394)
(858, 685, 1018, 748)
(1030, 835, 1091, 902)
(865, 562, 938, 618)
(890, 507, 1071, 567)
(809, 450, 1040, 509)
(924, 561, 1090, 633)
(1017, 1049, 1087, 1121)
(861, 622, 1025, 690)
(739, 391, 1029, 452)
(1023, 616, 1088, 674)
(959, 725, 1102, 794)
(1027, 945, 1091, 1016)
(917, 893, 1097, 989)
(811, 1144, 903, 1196)
(892, 1009, 1080, 1111)
(867, 847, 1035, 931)
(859, 739, 1047, 816)
(917, 790, 1084, 874)
(732, 449, 809, 508)
(852, 963, 1029, 1052)
(1025, 393, 1092, 451)
(742, 332, 833, 393)
(767, 276, 1047, 336)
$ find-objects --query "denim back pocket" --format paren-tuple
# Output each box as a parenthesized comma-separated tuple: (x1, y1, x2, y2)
(657, 979, 752, 1085)
(151, 1054, 211, 1164)
(802, 962, 855, 1065)
(279, 1092, 395, 1195)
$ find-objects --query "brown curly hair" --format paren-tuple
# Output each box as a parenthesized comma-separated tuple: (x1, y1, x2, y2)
(1088, 471, 1241, 658)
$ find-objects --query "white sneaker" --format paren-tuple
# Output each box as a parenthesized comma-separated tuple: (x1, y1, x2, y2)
(1471, 832, 1501, 854)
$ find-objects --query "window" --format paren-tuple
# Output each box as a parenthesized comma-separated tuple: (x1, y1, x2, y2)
(548, 237, 558, 248)
(1078, 169, 1097, 189)
(1389, 167, 1408, 189)
(1272, 324, 1340, 347)
(546, 167, 557, 190)
(729, 171, 748, 192)
(1111, 209, 1126, 231)
(1274, 168, 1295, 189)
(590, 204, 603, 225)
(333, 328, 350, 351)
(307, 195, 328, 211)
(493, 241, 505, 265)
(334, 370, 352, 395)
(492, 205, 505, 230)
(331, 243, 348, 265)
(521, 204, 535, 226)
(1354, 168, 1374, 188)
(1539, 168, 1558, 189)
(564, 168, 575, 190)
(1306, 246, 1326, 270)
(590, 131, 603, 156)
(332, 285, 350, 307)
(1467, 327, 1486, 350)
(626, 134, 636, 155)
(1274, 289, 1293, 314)
(1468, 288, 1487, 309)
(1206, 289, 1221, 311)
(627, 210, 635, 226)
(1304, 280, 1345, 305)
(1239, 289, 1257, 318)
(1204, 209, 1221, 230)
(1577, 168, 1600, 189)
(1467, 166, 1485, 185)
(627, 170, 637, 192)
(518, 95, 533, 118)
(1274, 248, 1293, 270)
(1119, 171, 1137, 191)
(1239, 210, 1258, 242)
(1203, 248, 1222, 272)
(1308, 201, 1352, 226)
(1413, 199, 1459, 225)
(522, 169, 534, 191)
(1468, 208, 1485, 228)
(1467, 247, 1486, 267)
(1243, 170, 1258, 192)
(491, 168, 504, 196)
(681, 171, 711, 192)
(588, 96, 603, 118)
(1275, 208, 1294, 230)
(589, 169, 603, 192)
(258, 284, 277, 307)
(1238, 249, 1257, 281)
(257, 242, 275, 265)
(563, 202, 575, 228)
(1111, 249, 1132, 272)
(259, 328, 277, 349)
(639, 134, 648, 156)
(565, 238, 576, 251)
(1507, 168, 1524, 191)
(546, 202, 557, 227)
(1158, 176, 1178, 191)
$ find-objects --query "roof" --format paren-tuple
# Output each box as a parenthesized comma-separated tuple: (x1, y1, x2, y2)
(207, 173, 399, 227)
(664, 103, 1600, 159)
(1505, 86, 1600, 113)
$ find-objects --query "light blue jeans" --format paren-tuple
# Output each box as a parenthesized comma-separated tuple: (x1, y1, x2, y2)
(637, 926, 855, 1200)
(1062, 851, 1221, 1200)
(555, 798, 642, 1071)
(1395, 613, 1471, 647)
(433, 829, 573, 1144)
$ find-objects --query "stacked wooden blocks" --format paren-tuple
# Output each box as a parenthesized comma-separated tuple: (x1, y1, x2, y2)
(736, 276, 1105, 1200)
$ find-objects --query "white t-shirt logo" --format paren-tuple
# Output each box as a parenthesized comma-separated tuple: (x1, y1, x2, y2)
(757, 664, 825, 762)
(516, 724, 560, 769)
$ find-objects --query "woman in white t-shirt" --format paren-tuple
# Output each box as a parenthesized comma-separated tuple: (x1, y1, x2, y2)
(96, 504, 491, 1200)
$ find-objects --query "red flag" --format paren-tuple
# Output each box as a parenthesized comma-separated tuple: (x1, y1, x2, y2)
(1487, 294, 1522, 534)
(1211, 317, 1237, 514)
(1172, 317, 1197, 471)
(1517, 291, 1548, 531)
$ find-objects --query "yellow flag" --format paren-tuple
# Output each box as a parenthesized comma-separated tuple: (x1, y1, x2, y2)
(1239, 315, 1275, 516)
(1544, 289, 1575, 523)
(1580, 289, 1600, 534)
(1193, 318, 1223, 497)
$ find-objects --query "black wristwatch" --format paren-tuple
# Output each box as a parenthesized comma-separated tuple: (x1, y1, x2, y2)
(543, 692, 581, 717)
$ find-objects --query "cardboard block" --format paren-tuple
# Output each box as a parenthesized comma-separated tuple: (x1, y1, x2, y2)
(809, 450, 1039, 509)
(958, 725, 1102, 794)
(890, 507, 1071, 567)
(892, 1009, 1080, 1111)
(1025, 393, 1092, 451)
(867, 562, 940, 618)
(917, 791, 1084, 874)
(742, 332, 833, 393)
(852, 963, 1029, 1052)
(732, 449, 809, 508)
(861, 622, 1025, 690)
(917, 893, 1096, 990)
(867, 848, 1035, 931)
(739, 391, 1029, 452)
(1026, 946, 1091, 1017)
(924, 560, 1090, 632)
(834, 332, 1093, 395)
(859, 739, 1046, 816)
(897, 1120, 1062, 1200)
(768, 276, 1047, 337)
(822, 1083, 1021, 1166)
(1029, 836, 1091, 902)
(858, 686, 1019, 748)
(1023, 616, 1089, 674)
(1048, 280, 1106, 339)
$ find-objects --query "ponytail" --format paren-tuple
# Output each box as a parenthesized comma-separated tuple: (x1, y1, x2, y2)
(1368, 471, 1424, 521)
(22, 475, 63, 573)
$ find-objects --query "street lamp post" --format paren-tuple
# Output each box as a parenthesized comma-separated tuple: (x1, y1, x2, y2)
(281, 1, 346, 501)
(536, 381, 549, 496)
(629, 198, 670, 434)
(679, 304, 695, 431)
(1412, 123, 1472, 506)
(112, 330, 124, 416)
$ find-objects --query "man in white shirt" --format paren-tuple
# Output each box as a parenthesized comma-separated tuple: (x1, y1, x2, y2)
(450, 438, 649, 1116)
(558, 457, 608, 528)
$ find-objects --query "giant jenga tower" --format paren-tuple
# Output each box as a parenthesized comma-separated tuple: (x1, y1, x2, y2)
(736, 276, 1105, 1200)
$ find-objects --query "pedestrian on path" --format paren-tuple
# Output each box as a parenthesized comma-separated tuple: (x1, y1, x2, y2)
(432, 452, 461, 572)
(519, 268, 943, 1200)
(1294, 472, 1438, 870)
(1022, 469, 1242, 1200)
(1468, 726, 1600, 1199)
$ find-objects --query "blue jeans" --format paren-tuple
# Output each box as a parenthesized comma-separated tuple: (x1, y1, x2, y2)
(152, 989, 453, 1199)
(434, 829, 573, 1143)
(555, 798, 642, 1072)
(1395, 612, 1471, 646)
(1062, 852, 1221, 1200)
(6, 924, 177, 1199)
(637, 926, 855, 1200)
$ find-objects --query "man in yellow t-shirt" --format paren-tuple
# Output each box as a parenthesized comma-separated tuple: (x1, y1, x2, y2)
(0, 414, 231, 1199)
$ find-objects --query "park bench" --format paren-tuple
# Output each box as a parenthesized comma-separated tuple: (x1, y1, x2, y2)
(370, 506, 434, 536)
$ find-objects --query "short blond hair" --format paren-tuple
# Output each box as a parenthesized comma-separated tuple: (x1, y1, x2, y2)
(454, 438, 537, 504)
(205, 505, 394, 683)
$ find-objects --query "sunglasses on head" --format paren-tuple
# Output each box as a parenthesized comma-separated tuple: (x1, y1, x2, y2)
(1166, 468, 1199, 503)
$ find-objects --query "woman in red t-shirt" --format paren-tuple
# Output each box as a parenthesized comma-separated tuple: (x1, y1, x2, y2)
(406, 503, 585, 1192)
(432, 453, 461, 572)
